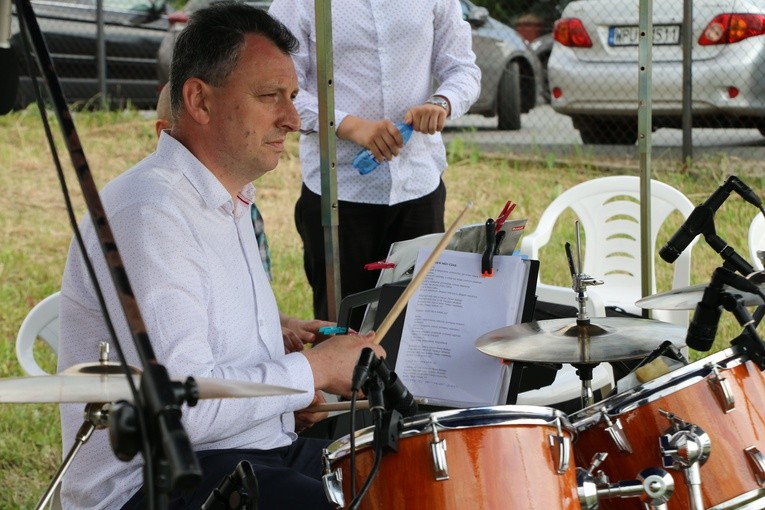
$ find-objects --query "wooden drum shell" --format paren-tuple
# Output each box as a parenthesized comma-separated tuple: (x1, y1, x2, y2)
(572, 349, 765, 510)
(325, 406, 580, 510)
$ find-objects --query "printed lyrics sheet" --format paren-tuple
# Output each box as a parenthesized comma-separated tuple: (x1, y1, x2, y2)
(396, 249, 527, 407)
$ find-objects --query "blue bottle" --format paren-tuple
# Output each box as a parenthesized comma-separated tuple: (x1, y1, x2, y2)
(352, 122, 414, 175)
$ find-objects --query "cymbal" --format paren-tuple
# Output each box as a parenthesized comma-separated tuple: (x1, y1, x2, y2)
(0, 367, 305, 404)
(636, 282, 765, 310)
(475, 317, 687, 364)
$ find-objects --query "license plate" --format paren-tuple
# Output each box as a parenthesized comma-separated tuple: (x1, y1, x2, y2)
(608, 25, 681, 46)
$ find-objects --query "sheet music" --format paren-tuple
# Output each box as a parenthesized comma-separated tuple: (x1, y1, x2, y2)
(395, 249, 527, 407)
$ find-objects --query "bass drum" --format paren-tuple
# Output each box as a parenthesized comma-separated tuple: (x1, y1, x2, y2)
(571, 347, 765, 510)
(322, 405, 580, 510)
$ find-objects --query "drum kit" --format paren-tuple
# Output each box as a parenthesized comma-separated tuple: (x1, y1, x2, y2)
(5, 264, 765, 509)
(320, 229, 765, 510)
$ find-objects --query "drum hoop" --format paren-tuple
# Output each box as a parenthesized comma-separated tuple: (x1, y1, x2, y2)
(324, 405, 573, 461)
(571, 347, 745, 431)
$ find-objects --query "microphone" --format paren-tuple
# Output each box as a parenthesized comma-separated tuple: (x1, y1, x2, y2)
(660, 176, 744, 263)
(686, 269, 726, 352)
(201, 460, 259, 510)
(0, 0, 19, 115)
(730, 176, 763, 210)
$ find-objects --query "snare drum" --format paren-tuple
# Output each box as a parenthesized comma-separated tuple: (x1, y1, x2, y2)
(322, 405, 580, 510)
(571, 348, 765, 510)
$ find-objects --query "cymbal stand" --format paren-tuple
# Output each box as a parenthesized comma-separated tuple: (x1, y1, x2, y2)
(35, 403, 110, 510)
(565, 222, 604, 324)
(565, 222, 603, 407)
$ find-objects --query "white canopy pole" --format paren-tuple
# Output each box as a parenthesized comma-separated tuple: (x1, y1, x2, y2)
(314, 0, 341, 319)
(638, 0, 654, 315)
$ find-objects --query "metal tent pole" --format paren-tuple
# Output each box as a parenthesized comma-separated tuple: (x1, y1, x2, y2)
(638, 0, 655, 316)
(314, 0, 341, 319)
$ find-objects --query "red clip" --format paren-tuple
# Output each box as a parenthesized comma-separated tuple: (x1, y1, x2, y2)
(494, 200, 516, 232)
(364, 259, 395, 270)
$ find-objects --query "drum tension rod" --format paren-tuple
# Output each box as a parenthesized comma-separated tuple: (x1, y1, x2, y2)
(428, 417, 449, 481)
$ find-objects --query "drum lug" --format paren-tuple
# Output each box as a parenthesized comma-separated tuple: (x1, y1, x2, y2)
(708, 365, 735, 413)
(548, 416, 571, 475)
(659, 422, 711, 469)
(602, 413, 632, 454)
(321, 450, 344, 508)
(428, 419, 449, 481)
(745, 446, 765, 486)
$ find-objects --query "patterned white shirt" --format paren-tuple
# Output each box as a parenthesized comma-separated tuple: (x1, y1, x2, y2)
(57, 132, 315, 509)
(269, 0, 481, 205)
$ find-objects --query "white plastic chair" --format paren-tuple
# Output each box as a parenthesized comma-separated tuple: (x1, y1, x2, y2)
(15, 291, 63, 509)
(519, 176, 697, 327)
(16, 291, 60, 376)
(748, 213, 765, 271)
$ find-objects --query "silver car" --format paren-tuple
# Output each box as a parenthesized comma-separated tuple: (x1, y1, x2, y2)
(548, 0, 765, 144)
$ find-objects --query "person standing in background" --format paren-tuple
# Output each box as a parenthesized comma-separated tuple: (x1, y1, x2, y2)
(268, 0, 481, 327)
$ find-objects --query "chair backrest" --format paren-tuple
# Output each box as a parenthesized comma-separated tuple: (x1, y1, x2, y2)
(749, 213, 765, 271)
(16, 291, 60, 375)
(520, 176, 696, 325)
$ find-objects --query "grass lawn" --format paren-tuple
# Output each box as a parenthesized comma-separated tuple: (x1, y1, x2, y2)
(2, 108, 764, 508)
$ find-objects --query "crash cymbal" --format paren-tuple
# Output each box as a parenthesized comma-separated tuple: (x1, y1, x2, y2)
(636, 282, 765, 310)
(0, 369, 305, 404)
(475, 317, 687, 364)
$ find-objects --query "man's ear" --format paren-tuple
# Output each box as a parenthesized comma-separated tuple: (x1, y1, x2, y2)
(182, 78, 212, 125)
(154, 119, 171, 138)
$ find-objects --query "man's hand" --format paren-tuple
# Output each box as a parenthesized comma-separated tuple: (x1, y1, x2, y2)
(337, 116, 404, 163)
(301, 331, 386, 397)
(281, 315, 335, 353)
(405, 100, 449, 134)
(294, 391, 328, 434)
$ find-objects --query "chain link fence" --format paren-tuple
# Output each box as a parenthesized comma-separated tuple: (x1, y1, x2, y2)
(11, 0, 168, 110)
(12, 0, 765, 164)
(450, 0, 765, 164)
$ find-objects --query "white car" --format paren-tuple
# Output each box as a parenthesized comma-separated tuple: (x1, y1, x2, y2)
(547, 0, 765, 144)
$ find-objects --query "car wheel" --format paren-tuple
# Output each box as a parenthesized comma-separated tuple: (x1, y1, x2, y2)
(497, 61, 522, 131)
(575, 117, 638, 145)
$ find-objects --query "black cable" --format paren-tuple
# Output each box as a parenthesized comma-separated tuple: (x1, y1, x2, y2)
(348, 409, 384, 510)
(348, 391, 357, 499)
(15, 2, 153, 502)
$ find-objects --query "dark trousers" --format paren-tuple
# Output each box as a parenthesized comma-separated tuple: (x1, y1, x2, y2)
(121, 438, 333, 510)
(295, 181, 446, 327)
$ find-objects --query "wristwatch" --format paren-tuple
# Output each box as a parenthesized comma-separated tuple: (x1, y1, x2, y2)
(426, 95, 449, 113)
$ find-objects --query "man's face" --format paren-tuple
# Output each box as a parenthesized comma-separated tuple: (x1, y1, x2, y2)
(207, 34, 300, 182)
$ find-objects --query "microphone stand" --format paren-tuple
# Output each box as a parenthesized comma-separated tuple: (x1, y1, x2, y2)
(14, 0, 202, 506)
(702, 227, 755, 277)
(725, 293, 765, 370)
(35, 403, 110, 510)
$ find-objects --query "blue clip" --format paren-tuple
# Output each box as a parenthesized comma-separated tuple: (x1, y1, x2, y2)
(318, 326, 348, 335)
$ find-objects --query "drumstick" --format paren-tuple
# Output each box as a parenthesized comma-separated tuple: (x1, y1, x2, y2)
(374, 202, 473, 345)
(302, 397, 428, 413)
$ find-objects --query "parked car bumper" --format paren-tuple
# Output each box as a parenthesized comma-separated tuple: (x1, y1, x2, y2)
(549, 37, 765, 118)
